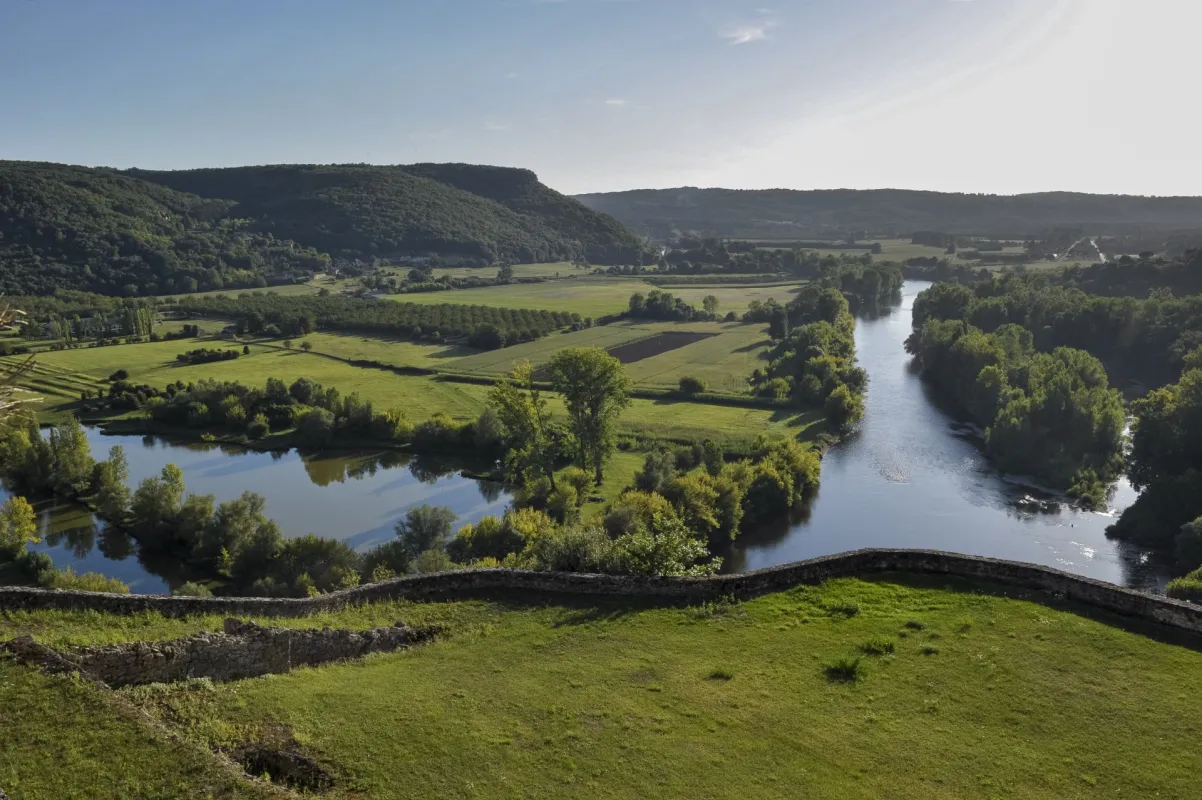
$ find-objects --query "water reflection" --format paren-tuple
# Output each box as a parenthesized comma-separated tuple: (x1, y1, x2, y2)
(723, 281, 1172, 593)
(2, 431, 513, 594)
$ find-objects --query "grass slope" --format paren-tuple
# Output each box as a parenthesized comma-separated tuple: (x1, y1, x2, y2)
(0, 660, 275, 800)
(5, 576, 1202, 798)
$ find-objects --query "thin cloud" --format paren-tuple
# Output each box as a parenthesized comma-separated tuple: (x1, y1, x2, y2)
(604, 98, 627, 107)
(484, 121, 511, 131)
(724, 20, 775, 45)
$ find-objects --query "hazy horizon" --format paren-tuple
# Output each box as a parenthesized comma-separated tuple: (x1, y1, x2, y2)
(3, 0, 1197, 197)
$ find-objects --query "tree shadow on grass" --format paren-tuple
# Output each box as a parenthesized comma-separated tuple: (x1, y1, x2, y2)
(731, 340, 772, 354)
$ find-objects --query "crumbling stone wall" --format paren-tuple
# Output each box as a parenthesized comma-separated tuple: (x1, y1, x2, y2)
(2, 619, 437, 687)
(2, 549, 1202, 635)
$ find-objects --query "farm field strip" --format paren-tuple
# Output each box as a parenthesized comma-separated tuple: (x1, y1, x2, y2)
(383, 279, 808, 318)
(4, 342, 808, 447)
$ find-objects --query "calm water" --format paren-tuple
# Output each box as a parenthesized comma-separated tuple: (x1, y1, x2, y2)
(724, 281, 1171, 592)
(3, 280, 1172, 593)
(1, 435, 512, 594)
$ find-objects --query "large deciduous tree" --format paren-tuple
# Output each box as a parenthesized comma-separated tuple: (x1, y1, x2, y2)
(488, 362, 557, 491)
(548, 347, 632, 484)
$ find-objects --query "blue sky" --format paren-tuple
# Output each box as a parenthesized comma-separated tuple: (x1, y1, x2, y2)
(2, 0, 1197, 195)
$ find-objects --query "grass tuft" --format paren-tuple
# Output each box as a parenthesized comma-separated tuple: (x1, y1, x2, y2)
(824, 654, 865, 682)
(859, 637, 896, 656)
(707, 669, 735, 681)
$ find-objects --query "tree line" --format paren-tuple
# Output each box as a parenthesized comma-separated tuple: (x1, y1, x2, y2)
(173, 293, 580, 344)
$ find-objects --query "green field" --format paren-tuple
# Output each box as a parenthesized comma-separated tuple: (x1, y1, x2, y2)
(4, 576, 1201, 799)
(384, 279, 806, 318)
(157, 282, 322, 301)
(5, 341, 816, 448)
(447, 321, 772, 393)
(430, 262, 583, 280)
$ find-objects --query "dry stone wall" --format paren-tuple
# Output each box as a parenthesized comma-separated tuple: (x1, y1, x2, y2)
(2, 619, 438, 687)
(2, 549, 1201, 634)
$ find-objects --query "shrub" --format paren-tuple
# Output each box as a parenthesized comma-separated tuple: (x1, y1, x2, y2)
(1174, 517, 1202, 571)
(108, 369, 129, 381)
(560, 466, 594, 504)
(823, 655, 864, 682)
(412, 414, 466, 451)
(633, 450, 676, 494)
(702, 439, 724, 476)
(469, 323, 506, 351)
(678, 376, 708, 394)
(522, 524, 618, 573)
(296, 407, 336, 447)
(12, 550, 54, 583)
(173, 581, 213, 597)
(859, 637, 896, 656)
(41, 567, 131, 594)
(547, 485, 580, 524)
(447, 516, 524, 563)
(246, 414, 270, 439)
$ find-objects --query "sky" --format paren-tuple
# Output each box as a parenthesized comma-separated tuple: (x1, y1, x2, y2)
(1, 0, 1198, 196)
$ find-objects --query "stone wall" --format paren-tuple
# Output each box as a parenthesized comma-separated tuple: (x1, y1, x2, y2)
(2, 549, 1201, 635)
(2, 619, 438, 688)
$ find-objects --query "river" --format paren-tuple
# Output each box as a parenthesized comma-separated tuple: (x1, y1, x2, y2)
(4, 280, 1172, 594)
(723, 281, 1170, 591)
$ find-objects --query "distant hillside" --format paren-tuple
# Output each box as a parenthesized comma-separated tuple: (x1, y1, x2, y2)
(0, 161, 650, 297)
(574, 187, 1202, 241)
(0, 161, 328, 296)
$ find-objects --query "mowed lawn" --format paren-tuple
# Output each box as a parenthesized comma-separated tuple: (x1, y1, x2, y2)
(8, 576, 1202, 799)
(384, 279, 807, 318)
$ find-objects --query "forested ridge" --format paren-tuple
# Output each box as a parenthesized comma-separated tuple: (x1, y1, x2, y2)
(0, 161, 651, 297)
(576, 187, 1202, 240)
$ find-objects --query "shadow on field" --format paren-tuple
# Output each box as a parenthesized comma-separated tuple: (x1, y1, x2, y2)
(731, 340, 772, 354)
(416, 573, 1202, 654)
(853, 573, 1202, 655)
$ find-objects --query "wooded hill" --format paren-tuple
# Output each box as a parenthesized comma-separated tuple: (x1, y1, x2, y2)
(575, 187, 1202, 240)
(0, 161, 651, 296)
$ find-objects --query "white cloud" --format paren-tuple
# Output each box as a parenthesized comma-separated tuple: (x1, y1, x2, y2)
(604, 98, 627, 107)
(724, 21, 774, 45)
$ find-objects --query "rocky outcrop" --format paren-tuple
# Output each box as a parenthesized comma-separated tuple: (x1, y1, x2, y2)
(2, 619, 438, 688)
(3, 549, 1202, 635)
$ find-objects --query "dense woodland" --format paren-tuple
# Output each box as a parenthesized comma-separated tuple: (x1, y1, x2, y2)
(0, 160, 652, 297)
(910, 272, 1202, 389)
(577, 187, 1202, 241)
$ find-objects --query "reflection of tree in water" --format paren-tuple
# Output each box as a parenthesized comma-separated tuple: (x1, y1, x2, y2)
(409, 453, 461, 485)
(43, 524, 97, 559)
(476, 479, 505, 503)
(718, 491, 818, 574)
(97, 524, 135, 561)
(301, 451, 415, 486)
(36, 502, 99, 558)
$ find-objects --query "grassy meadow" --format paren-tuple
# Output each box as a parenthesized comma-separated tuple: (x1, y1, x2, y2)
(384, 279, 805, 318)
(5, 576, 1202, 799)
(4, 336, 817, 449)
